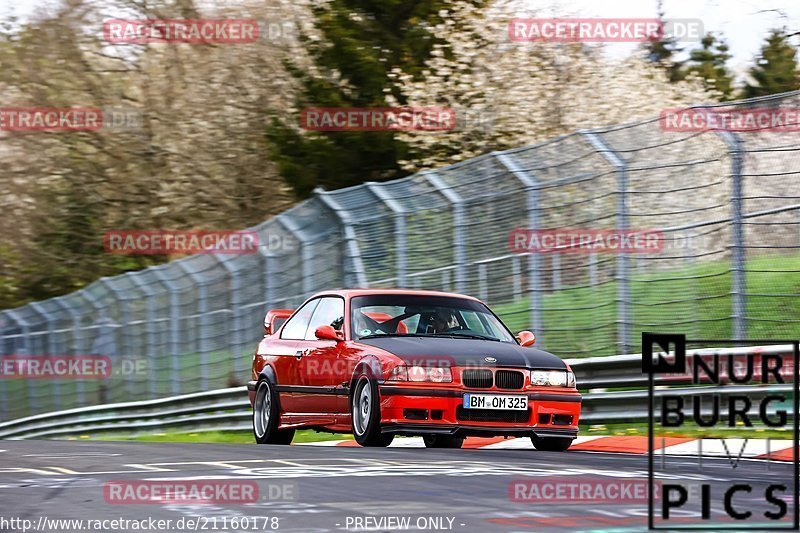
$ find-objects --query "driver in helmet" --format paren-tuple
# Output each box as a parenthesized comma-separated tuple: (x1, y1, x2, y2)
(430, 309, 458, 333)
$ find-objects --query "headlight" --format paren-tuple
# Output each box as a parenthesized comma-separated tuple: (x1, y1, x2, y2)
(426, 366, 450, 383)
(531, 370, 549, 385)
(387, 365, 452, 383)
(531, 370, 575, 387)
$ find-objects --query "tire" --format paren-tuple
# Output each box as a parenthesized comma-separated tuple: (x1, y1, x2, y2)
(531, 436, 572, 452)
(253, 379, 295, 445)
(423, 435, 464, 449)
(351, 375, 394, 447)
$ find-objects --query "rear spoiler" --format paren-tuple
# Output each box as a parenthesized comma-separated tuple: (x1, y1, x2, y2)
(264, 309, 294, 335)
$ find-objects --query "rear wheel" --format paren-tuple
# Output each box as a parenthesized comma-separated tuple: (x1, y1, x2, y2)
(531, 436, 572, 452)
(253, 380, 295, 445)
(423, 435, 464, 448)
(351, 375, 394, 447)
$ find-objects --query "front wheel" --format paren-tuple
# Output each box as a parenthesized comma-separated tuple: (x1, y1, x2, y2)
(351, 375, 394, 447)
(531, 436, 572, 452)
(253, 380, 295, 445)
(423, 435, 464, 448)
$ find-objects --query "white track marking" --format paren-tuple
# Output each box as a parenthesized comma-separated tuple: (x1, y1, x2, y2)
(0, 467, 61, 476)
(23, 453, 120, 458)
(124, 463, 175, 472)
(295, 440, 348, 446)
(387, 437, 426, 447)
(481, 438, 533, 449)
(47, 467, 81, 475)
(297, 435, 606, 449)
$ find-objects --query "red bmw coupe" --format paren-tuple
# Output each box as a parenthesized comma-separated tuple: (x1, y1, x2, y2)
(248, 289, 581, 450)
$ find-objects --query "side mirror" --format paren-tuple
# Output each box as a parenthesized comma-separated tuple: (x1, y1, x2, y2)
(516, 330, 536, 347)
(264, 309, 293, 335)
(315, 325, 344, 342)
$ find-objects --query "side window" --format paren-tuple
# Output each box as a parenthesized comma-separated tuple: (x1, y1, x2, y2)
(304, 297, 345, 340)
(280, 299, 320, 340)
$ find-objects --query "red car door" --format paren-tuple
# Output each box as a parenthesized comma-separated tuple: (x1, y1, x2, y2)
(265, 298, 321, 413)
(294, 296, 347, 414)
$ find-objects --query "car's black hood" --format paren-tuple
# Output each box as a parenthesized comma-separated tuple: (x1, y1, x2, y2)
(356, 336, 566, 370)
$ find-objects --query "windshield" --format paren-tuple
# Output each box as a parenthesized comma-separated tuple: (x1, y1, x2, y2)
(350, 294, 517, 343)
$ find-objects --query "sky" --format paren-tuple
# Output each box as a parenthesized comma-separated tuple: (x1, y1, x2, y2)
(1, 0, 798, 76)
(525, 0, 800, 75)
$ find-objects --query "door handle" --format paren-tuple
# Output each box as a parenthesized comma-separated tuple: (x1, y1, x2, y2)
(295, 348, 311, 359)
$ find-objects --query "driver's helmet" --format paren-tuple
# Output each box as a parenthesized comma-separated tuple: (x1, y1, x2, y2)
(431, 309, 458, 333)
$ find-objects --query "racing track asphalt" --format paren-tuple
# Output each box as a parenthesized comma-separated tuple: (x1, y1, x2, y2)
(0, 440, 796, 533)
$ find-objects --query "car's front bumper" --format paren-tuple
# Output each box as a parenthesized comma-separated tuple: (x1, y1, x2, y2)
(378, 385, 581, 439)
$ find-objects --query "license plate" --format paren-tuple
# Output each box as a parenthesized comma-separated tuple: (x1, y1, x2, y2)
(462, 393, 528, 410)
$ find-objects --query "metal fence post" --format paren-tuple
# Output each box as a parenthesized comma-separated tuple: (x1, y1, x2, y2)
(129, 274, 158, 398)
(366, 182, 407, 287)
(99, 277, 135, 398)
(511, 255, 522, 299)
(263, 248, 276, 309)
(495, 152, 544, 340)
(81, 286, 111, 405)
(315, 188, 369, 288)
(478, 262, 488, 302)
(216, 255, 243, 376)
(716, 130, 747, 340)
(277, 214, 315, 295)
(0, 311, 7, 419)
(30, 302, 61, 409)
(424, 171, 466, 293)
(176, 262, 208, 391)
(6, 309, 37, 413)
(581, 132, 631, 354)
(152, 267, 182, 396)
(54, 296, 86, 406)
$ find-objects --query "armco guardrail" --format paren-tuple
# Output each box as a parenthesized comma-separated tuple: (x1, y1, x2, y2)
(0, 387, 251, 440)
(567, 344, 797, 389)
(0, 345, 794, 439)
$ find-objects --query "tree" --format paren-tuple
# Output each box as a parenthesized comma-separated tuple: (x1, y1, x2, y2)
(684, 33, 734, 100)
(0, 0, 303, 308)
(743, 29, 800, 98)
(641, 0, 685, 82)
(390, 0, 713, 170)
(266, 0, 482, 197)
